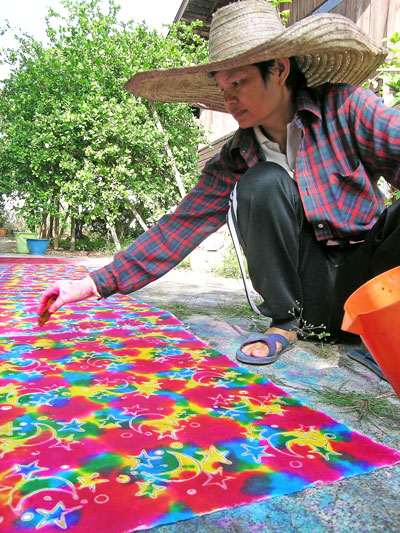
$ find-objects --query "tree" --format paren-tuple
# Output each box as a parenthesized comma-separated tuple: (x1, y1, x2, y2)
(0, 0, 208, 249)
(364, 31, 400, 205)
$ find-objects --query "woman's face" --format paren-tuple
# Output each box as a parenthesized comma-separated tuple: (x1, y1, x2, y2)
(214, 61, 290, 130)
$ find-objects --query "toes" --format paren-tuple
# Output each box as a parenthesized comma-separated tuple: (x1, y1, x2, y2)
(243, 342, 274, 358)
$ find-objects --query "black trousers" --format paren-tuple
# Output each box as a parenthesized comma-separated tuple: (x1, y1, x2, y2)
(235, 162, 400, 337)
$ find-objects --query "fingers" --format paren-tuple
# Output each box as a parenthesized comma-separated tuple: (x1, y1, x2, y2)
(36, 277, 100, 325)
(37, 295, 57, 326)
(47, 294, 64, 314)
(37, 285, 60, 315)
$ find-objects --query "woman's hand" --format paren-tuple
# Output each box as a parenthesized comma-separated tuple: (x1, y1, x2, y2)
(37, 277, 100, 324)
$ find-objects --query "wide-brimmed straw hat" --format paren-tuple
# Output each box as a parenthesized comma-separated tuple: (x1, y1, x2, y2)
(124, 0, 387, 113)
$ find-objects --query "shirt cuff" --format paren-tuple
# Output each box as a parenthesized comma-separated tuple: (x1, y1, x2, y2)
(89, 266, 119, 299)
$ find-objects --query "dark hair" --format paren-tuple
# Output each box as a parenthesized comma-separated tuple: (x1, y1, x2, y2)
(253, 57, 307, 91)
(209, 57, 307, 91)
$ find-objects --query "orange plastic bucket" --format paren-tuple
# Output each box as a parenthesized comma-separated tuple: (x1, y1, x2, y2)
(342, 266, 400, 397)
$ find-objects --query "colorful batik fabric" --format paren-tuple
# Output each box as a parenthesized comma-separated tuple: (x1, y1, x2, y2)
(0, 265, 399, 532)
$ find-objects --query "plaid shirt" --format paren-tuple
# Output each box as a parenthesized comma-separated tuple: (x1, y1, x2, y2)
(92, 84, 400, 297)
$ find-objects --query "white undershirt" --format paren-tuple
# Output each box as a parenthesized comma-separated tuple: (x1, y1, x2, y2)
(253, 120, 302, 179)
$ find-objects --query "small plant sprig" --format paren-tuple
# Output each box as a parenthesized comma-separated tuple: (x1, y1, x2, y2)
(269, 0, 292, 26)
(289, 302, 332, 357)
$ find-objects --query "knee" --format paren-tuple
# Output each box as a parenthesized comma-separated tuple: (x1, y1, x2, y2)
(237, 162, 296, 207)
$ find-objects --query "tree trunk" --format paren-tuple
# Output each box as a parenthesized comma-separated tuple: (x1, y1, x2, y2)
(39, 214, 47, 239)
(149, 101, 186, 199)
(47, 215, 54, 240)
(75, 219, 84, 240)
(125, 201, 149, 232)
(107, 219, 121, 251)
(53, 213, 60, 250)
(70, 216, 76, 252)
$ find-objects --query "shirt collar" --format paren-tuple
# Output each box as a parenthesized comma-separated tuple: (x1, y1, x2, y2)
(227, 86, 322, 153)
(253, 125, 269, 147)
(295, 86, 323, 120)
(229, 127, 253, 152)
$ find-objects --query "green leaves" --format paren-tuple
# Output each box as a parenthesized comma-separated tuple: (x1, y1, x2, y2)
(364, 31, 400, 108)
(0, 0, 207, 238)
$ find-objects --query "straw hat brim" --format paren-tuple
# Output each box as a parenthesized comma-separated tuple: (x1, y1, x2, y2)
(124, 13, 387, 113)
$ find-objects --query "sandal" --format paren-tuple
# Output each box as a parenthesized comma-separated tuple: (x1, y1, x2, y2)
(236, 333, 294, 365)
(348, 349, 387, 381)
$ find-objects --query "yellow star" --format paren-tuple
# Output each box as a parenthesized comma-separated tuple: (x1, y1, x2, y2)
(184, 380, 199, 390)
(135, 479, 166, 499)
(0, 441, 16, 456)
(0, 383, 20, 395)
(224, 370, 241, 379)
(197, 445, 232, 473)
(242, 426, 265, 442)
(77, 472, 109, 492)
(134, 380, 159, 397)
(0, 422, 14, 436)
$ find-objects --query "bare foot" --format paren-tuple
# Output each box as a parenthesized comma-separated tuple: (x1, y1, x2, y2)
(241, 327, 297, 358)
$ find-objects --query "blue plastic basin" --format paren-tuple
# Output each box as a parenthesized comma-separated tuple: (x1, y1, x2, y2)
(26, 238, 50, 256)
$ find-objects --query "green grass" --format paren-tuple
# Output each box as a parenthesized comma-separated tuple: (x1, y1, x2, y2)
(214, 302, 259, 319)
(164, 301, 192, 320)
(307, 385, 400, 427)
(263, 377, 399, 429)
(308, 340, 335, 358)
(165, 300, 272, 336)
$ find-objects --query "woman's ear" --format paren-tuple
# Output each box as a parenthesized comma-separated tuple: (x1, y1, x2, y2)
(275, 58, 291, 85)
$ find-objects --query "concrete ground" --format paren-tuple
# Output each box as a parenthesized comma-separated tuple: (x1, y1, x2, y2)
(1, 238, 399, 532)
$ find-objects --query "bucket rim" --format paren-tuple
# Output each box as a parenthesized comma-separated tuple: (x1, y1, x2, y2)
(344, 265, 400, 312)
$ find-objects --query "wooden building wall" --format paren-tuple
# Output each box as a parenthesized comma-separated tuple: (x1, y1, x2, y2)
(280, 0, 400, 47)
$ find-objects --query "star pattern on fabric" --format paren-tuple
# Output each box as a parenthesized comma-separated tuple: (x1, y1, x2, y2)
(77, 472, 109, 492)
(197, 445, 232, 473)
(36, 502, 81, 530)
(106, 362, 132, 372)
(0, 421, 14, 436)
(19, 370, 43, 380)
(242, 426, 268, 442)
(0, 382, 21, 397)
(122, 404, 148, 416)
(133, 380, 160, 398)
(10, 460, 48, 480)
(98, 414, 126, 428)
(92, 390, 115, 400)
(0, 441, 17, 456)
(28, 390, 59, 407)
(215, 379, 230, 388)
(129, 450, 157, 471)
(49, 434, 81, 451)
(57, 418, 85, 433)
(241, 443, 274, 464)
(209, 393, 232, 407)
(135, 479, 167, 499)
(202, 467, 234, 490)
(171, 369, 196, 380)
(155, 424, 183, 441)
